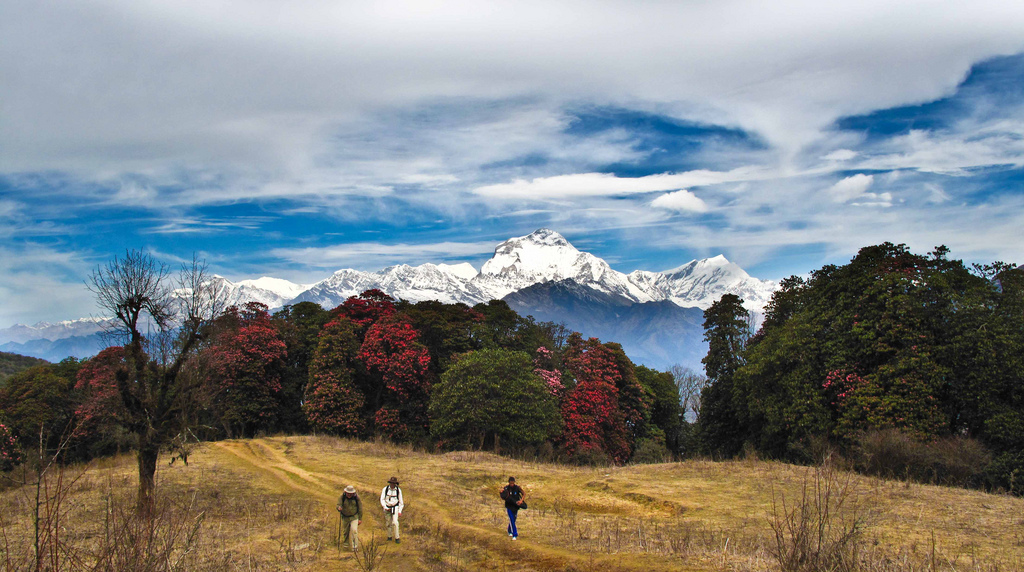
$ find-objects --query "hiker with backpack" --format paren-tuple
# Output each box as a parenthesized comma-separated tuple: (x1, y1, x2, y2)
(500, 476, 526, 540)
(380, 476, 404, 543)
(336, 485, 363, 550)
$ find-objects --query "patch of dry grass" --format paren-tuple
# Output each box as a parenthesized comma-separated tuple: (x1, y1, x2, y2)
(2, 436, 1022, 571)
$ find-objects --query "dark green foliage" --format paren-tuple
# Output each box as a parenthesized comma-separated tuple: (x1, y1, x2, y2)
(429, 349, 560, 450)
(472, 300, 542, 351)
(272, 301, 332, 432)
(700, 243, 1024, 492)
(0, 351, 49, 384)
(398, 300, 484, 372)
(635, 365, 682, 454)
(304, 317, 364, 436)
(0, 359, 80, 453)
(697, 293, 750, 457)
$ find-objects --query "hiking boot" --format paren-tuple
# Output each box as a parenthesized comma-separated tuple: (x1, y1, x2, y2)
(395, 539, 401, 544)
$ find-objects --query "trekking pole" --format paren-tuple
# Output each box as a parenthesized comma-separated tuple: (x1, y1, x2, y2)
(337, 511, 342, 552)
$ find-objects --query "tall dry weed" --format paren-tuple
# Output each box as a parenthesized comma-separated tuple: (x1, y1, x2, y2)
(768, 457, 870, 572)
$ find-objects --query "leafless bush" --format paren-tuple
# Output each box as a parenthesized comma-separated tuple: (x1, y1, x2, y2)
(768, 458, 870, 572)
(353, 531, 389, 572)
(88, 492, 206, 572)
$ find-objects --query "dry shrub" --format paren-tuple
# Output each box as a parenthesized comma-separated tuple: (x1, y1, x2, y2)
(855, 429, 991, 487)
(353, 530, 389, 572)
(631, 439, 672, 465)
(88, 493, 207, 572)
(768, 458, 870, 572)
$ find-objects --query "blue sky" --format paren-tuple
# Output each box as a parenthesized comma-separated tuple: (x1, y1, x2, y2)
(2, 0, 1024, 326)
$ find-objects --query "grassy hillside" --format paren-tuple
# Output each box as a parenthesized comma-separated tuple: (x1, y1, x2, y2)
(0, 351, 47, 384)
(2, 436, 1022, 571)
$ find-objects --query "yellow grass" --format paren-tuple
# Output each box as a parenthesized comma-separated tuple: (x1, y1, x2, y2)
(2, 436, 1022, 571)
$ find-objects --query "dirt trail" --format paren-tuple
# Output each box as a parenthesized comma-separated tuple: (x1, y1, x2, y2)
(210, 438, 689, 572)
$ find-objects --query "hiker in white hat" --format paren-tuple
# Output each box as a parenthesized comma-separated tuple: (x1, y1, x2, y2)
(336, 485, 363, 550)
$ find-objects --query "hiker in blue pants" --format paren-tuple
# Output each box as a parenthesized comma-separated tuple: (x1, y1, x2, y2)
(500, 476, 525, 540)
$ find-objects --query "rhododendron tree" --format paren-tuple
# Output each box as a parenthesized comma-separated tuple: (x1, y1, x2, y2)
(74, 346, 132, 455)
(533, 346, 563, 396)
(359, 314, 433, 435)
(304, 317, 364, 436)
(335, 289, 396, 332)
(0, 422, 22, 471)
(560, 334, 632, 464)
(206, 303, 288, 437)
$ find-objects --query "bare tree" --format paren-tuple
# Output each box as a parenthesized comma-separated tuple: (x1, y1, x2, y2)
(670, 365, 708, 422)
(87, 251, 223, 515)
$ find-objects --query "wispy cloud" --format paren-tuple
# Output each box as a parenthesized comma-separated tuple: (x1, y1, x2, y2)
(269, 241, 498, 270)
(4, 2, 1024, 326)
(473, 168, 764, 199)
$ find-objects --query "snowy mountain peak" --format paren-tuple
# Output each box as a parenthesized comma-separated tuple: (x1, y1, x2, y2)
(482, 229, 583, 277)
(210, 275, 309, 310)
(437, 262, 479, 281)
(522, 228, 573, 248)
(663, 255, 749, 280)
(236, 277, 310, 299)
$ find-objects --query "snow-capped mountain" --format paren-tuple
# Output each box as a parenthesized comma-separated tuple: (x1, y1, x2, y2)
(627, 255, 777, 311)
(292, 263, 489, 308)
(1, 229, 777, 366)
(0, 317, 113, 346)
(213, 275, 311, 310)
(291, 228, 776, 311)
(473, 228, 654, 302)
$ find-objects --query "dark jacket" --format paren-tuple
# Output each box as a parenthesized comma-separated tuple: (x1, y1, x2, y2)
(502, 484, 524, 511)
(337, 493, 363, 519)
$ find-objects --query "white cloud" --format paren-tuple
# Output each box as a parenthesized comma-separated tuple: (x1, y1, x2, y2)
(850, 192, 893, 208)
(651, 190, 709, 213)
(0, 244, 99, 326)
(269, 240, 497, 270)
(4, 0, 1024, 178)
(823, 149, 858, 162)
(856, 128, 1024, 175)
(829, 174, 875, 203)
(474, 167, 764, 199)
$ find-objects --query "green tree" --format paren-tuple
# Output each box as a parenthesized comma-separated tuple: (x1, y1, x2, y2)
(0, 361, 80, 454)
(636, 365, 683, 454)
(398, 300, 484, 374)
(303, 317, 364, 436)
(273, 301, 332, 432)
(429, 349, 560, 451)
(697, 294, 749, 457)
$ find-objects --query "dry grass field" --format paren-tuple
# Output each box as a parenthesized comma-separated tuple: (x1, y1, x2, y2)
(2, 436, 1023, 571)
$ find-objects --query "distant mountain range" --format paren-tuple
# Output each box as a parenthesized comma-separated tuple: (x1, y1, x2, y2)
(0, 229, 777, 370)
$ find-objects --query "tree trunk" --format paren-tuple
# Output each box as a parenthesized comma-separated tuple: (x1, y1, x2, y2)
(137, 438, 159, 517)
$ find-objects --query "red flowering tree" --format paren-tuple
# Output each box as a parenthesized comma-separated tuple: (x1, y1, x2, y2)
(560, 334, 632, 464)
(358, 314, 433, 438)
(206, 302, 288, 437)
(74, 346, 132, 455)
(304, 317, 365, 435)
(0, 422, 21, 471)
(335, 289, 396, 332)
